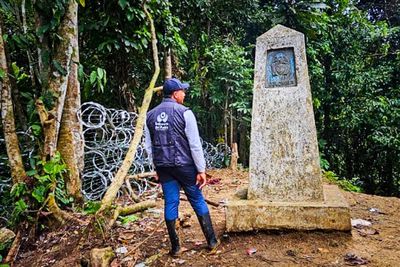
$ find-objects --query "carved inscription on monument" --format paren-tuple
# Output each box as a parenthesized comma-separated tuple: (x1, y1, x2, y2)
(266, 48, 297, 88)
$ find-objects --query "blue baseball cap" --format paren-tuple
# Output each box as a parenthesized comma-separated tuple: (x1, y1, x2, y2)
(163, 78, 190, 95)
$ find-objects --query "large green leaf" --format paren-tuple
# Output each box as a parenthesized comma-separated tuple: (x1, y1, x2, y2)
(90, 71, 97, 84)
(32, 185, 47, 203)
(52, 60, 67, 76)
(118, 0, 128, 9)
(119, 214, 139, 225)
(97, 67, 104, 80)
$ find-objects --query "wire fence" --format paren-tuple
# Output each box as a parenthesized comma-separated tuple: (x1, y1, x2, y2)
(0, 102, 231, 202)
(0, 131, 36, 191)
(78, 102, 231, 200)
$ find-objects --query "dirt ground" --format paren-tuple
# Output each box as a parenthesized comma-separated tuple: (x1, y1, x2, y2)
(14, 169, 400, 267)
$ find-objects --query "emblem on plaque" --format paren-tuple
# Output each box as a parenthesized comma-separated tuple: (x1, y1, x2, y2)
(266, 48, 297, 88)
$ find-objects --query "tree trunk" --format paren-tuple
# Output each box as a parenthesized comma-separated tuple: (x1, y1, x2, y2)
(164, 47, 172, 79)
(230, 142, 238, 170)
(0, 23, 26, 184)
(98, 3, 160, 212)
(22, 0, 38, 88)
(57, 2, 83, 201)
(239, 123, 249, 167)
(34, 4, 50, 88)
(230, 108, 234, 146)
(41, 0, 77, 158)
(2, 3, 28, 129)
(224, 88, 229, 144)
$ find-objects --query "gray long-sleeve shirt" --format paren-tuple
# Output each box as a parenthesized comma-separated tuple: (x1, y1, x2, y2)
(144, 109, 206, 173)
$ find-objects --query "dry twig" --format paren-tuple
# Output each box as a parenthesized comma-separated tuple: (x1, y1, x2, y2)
(125, 178, 141, 203)
(179, 192, 220, 207)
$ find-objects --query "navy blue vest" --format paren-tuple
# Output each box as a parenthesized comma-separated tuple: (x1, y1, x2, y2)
(146, 98, 194, 167)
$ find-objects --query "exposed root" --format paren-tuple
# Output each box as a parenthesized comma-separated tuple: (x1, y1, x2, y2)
(46, 194, 85, 225)
(5, 230, 21, 264)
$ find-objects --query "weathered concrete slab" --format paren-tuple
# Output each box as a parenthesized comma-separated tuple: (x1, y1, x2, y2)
(225, 185, 351, 232)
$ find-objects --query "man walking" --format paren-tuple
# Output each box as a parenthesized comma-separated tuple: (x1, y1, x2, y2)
(145, 78, 219, 256)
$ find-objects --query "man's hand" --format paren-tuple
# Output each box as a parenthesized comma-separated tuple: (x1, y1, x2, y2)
(196, 172, 207, 189)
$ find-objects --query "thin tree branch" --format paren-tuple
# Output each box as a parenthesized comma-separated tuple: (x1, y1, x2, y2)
(98, 1, 161, 213)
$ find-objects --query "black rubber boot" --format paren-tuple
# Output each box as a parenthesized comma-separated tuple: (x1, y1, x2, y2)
(197, 213, 220, 252)
(165, 219, 181, 256)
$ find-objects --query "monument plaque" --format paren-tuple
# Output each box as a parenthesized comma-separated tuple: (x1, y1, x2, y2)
(225, 25, 351, 232)
(266, 48, 297, 88)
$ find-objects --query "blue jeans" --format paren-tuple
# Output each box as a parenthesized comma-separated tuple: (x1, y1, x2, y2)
(158, 166, 209, 221)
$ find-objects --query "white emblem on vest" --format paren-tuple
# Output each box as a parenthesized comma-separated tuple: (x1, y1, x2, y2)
(155, 112, 169, 131)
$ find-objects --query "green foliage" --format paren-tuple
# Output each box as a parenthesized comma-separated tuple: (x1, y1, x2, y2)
(13, 199, 28, 218)
(78, 0, 187, 106)
(83, 201, 101, 215)
(0, 69, 5, 80)
(0, 242, 9, 252)
(7, 183, 29, 226)
(10, 182, 28, 198)
(300, 1, 400, 196)
(52, 60, 67, 76)
(118, 214, 139, 225)
(30, 124, 42, 137)
(0, 188, 12, 226)
(6, 62, 39, 126)
(10, 63, 29, 82)
(188, 39, 253, 142)
(224, 155, 231, 168)
(34, 0, 69, 38)
(79, 66, 108, 98)
(28, 152, 73, 206)
(324, 171, 363, 193)
(3, 152, 73, 227)
(318, 139, 330, 170)
(0, 253, 10, 267)
(1, 0, 399, 207)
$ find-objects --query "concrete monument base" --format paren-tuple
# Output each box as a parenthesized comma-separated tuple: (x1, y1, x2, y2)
(225, 184, 351, 232)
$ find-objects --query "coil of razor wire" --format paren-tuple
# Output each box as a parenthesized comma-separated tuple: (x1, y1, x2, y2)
(78, 102, 152, 200)
(0, 137, 11, 197)
(0, 102, 231, 203)
(0, 129, 36, 219)
(78, 102, 231, 200)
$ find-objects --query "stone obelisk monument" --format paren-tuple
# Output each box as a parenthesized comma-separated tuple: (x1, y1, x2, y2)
(225, 25, 351, 231)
